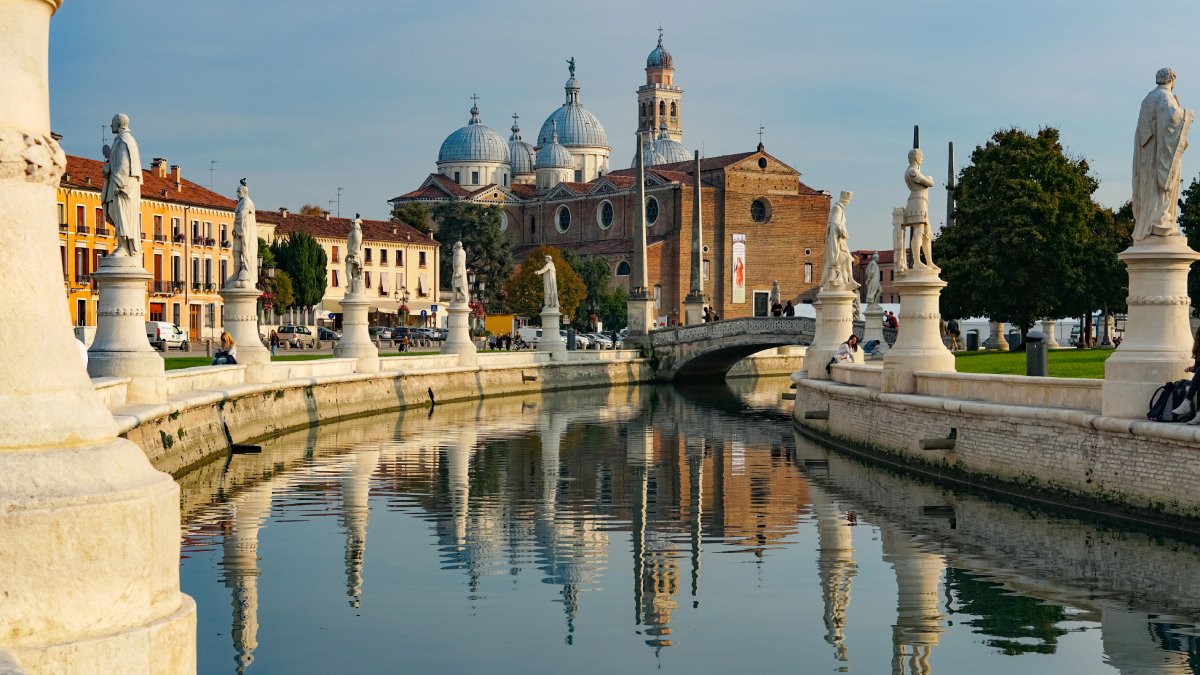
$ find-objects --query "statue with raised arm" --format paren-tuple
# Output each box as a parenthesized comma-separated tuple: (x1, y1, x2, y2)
(231, 179, 257, 288)
(101, 113, 143, 256)
(566, 57, 576, 78)
(865, 252, 883, 306)
(451, 241, 468, 303)
(904, 148, 937, 269)
(346, 215, 363, 294)
(534, 255, 559, 309)
(821, 191, 859, 291)
(1133, 67, 1194, 240)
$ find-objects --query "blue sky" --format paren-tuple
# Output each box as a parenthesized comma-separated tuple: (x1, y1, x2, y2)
(47, 0, 1200, 250)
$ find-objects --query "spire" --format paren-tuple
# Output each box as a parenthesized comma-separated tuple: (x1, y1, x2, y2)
(469, 93, 481, 125)
(510, 113, 522, 141)
(564, 62, 580, 105)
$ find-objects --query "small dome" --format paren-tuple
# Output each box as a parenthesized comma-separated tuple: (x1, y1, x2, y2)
(651, 126, 690, 164)
(508, 115, 535, 175)
(536, 121, 573, 169)
(438, 101, 510, 164)
(538, 66, 608, 149)
(631, 136, 667, 168)
(646, 30, 673, 70)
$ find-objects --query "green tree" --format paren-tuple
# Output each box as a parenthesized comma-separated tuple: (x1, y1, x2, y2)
(599, 286, 628, 331)
(298, 204, 324, 216)
(935, 127, 1099, 341)
(392, 202, 431, 234)
(505, 246, 586, 322)
(563, 250, 613, 330)
(432, 202, 514, 311)
(1181, 178, 1200, 310)
(270, 231, 328, 310)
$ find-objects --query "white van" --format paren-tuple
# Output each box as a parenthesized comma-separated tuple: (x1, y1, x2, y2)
(517, 326, 543, 346)
(146, 321, 189, 351)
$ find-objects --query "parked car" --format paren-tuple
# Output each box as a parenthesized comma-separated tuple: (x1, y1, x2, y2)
(587, 332, 613, 349)
(567, 331, 592, 349)
(317, 327, 341, 341)
(413, 327, 438, 342)
(369, 326, 393, 342)
(277, 325, 317, 348)
(146, 321, 189, 351)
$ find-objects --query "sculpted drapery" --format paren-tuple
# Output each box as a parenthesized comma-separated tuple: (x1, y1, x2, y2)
(101, 113, 142, 256)
(1133, 68, 1194, 240)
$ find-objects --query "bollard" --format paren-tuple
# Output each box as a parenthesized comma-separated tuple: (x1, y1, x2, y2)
(1025, 330, 1047, 376)
(965, 329, 979, 351)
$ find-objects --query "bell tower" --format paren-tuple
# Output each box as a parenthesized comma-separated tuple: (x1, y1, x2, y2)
(637, 28, 683, 143)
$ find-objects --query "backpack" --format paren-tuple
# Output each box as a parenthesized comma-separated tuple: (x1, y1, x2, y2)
(1149, 379, 1193, 422)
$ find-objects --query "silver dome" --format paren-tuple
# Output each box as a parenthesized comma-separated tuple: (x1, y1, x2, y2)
(646, 31, 673, 69)
(537, 70, 608, 149)
(631, 136, 667, 168)
(536, 121, 573, 169)
(652, 127, 690, 164)
(438, 102, 510, 164)
(508, 115, 535, 175)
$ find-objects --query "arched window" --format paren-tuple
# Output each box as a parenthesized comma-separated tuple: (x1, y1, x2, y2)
(670, 101, 677, 118)
(530, 215, 536, 235)
(616, 261, 631, 276)
(555, 205, 571, 233)
(659, 100, 666, 116)
(596, 200, 614, 229)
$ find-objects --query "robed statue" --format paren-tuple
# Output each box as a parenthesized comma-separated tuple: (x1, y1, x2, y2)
(346, 215, 363, 294)
(451, 241, 468, 303)
(534, 255, 559, 309)
(101, 113, 142, 256)
(1133, 67, 1194, 240)
(865, 252, 883, 307)
(231, 179, 257, 288)
(821, 191, 859, 291)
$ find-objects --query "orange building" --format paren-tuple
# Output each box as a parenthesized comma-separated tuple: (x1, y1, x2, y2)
(58, 156, 239, 342)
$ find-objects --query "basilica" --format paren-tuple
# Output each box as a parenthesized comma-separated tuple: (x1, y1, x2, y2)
(391, 32, 830, 322)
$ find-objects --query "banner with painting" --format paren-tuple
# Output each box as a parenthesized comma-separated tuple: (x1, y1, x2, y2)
(732, 234, 746, 304)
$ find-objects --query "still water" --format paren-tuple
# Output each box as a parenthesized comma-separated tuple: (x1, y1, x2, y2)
(179, 379, 1200, 674)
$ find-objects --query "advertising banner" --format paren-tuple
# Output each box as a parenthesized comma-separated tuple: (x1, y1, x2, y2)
(732, 234, 747, 304)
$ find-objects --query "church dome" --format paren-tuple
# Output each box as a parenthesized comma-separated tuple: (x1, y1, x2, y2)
(646, 32, 673, 69)
(652, 127, 690, 164)
(536, 121, 573, 169)
(508, 116, 535, 174)
(538, 70, 608, 149)
(631, 135, 667, 168)
(438, 102, 510, 164)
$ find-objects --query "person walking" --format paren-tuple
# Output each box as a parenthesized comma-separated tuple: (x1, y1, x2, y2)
(784, 300, 795, 317)
(269, 329, 279, 357)
(947, 318, 961, 351)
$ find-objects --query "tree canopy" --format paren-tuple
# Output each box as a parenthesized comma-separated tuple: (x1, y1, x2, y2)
(505, 246, 586, 322)
(298, 204, 325, 216)
(563, 250, 628, 330)
(270, 230, 328, 309)
(432, 202, 514, 312)
(1181, 177, 1200, 309)
(392, 202, 431, 234)
(934, 127, 1103, 334)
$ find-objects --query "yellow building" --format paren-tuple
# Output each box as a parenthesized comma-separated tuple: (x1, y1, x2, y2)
(58, 155, 240, 342)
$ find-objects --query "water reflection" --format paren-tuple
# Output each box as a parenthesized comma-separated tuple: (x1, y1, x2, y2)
(178, 381, 1200, 674)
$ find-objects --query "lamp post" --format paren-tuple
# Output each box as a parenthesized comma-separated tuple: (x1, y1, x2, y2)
(394, 286, 410, 327)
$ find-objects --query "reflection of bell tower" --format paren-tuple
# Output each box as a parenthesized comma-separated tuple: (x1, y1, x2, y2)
(881, 527, 945, 674)
(1099, 606, 1193, 674)
(223, 482, 275, 674)
(811, 481, 856, 664)
(627, 423, 679, 651)
(637, 28, 683, 143)
(341, 449, 380, 608)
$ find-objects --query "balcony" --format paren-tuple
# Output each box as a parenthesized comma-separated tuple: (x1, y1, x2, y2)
(96, 227, 112, 237)
(204, 237, 215, 247)
(58, 223, 68, 232)
(153, 233, 167, 243)
(173, 233, 186, 244)
(191, 236, 204, 246)
(220, 240, 231, 249)
(74, 274, 91, 285)
(75, 225, 90, 235)
(151, 281, 174, 295)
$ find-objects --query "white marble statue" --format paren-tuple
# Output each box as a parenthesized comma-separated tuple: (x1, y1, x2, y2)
(534, 255, 559, 309)
(1133, 67, 1194, 241)
(866, 252, 883, 306)
(451, 241, 468, 303)
(770, 279, 781, 306)
(231, 179, 256, 288)
(903, 149, 936, 269)
(101, 113, 142, 256)
(822, 191, 859, 290)
(346, 215, 363, 294)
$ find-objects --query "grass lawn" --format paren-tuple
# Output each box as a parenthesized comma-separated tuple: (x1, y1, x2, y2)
(953, 348, 1114, 379)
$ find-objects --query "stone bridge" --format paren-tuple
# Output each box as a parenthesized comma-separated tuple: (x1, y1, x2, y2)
(649, 317, 816, 381)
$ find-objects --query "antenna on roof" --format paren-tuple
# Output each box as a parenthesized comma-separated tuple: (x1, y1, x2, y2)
(335, 187, 344, 218)
(208, 160, 218, 190)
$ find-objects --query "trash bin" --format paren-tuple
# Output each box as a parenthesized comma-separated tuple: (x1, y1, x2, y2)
(1008, 330, 1023, 351)
(1026, 330, 1048, 376)
(566, 328, 576, 351)
(965, 329, 979, 351)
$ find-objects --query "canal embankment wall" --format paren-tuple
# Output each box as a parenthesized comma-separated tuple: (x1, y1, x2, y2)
(794, 363, 1200, 526)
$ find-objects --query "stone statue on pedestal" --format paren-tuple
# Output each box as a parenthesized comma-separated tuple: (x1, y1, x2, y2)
(534, 255, 559, 309)
(866, 252, 883, 307)
(451, 241, 467, 303)
(346, 215, 363, 294)
(101, 113, 142, 257)
(770, 279, 781, 306)
(904, 149, 937, 270)
(231, 179, 256, 288)
(1133, 67, 1194, 241)
(822, 191, 859, 290)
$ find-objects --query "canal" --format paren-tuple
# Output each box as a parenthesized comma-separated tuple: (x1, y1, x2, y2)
(178, 378, 1200, 674)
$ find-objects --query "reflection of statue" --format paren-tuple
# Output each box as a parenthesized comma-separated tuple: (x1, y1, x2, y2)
(1133, 67, 1194, 240)
(101, 113, 142, 256)
(231, 179, 256, 287)
(346, 215, 363, 294)
(534, 255, 559, 308)
(451, 241, 467, 303)
(904, 150, 936, 269)
(866, 253, 883, 306)
(822, 191, 859, 290)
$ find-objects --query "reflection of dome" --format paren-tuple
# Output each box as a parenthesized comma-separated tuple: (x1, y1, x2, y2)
(537, 121, 573, 169)
(538, 75, 608, 148)
(438, 103, 510, 163)
(508, 116, 535, 175)
(646, 32, 673, 69)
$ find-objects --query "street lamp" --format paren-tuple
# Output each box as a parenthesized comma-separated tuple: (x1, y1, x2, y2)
(394, 286, 410, 326)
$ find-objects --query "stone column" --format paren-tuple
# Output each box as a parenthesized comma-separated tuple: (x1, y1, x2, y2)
(863, 304, 887, 359)
(538, 307, 566, 356)
(87, 255, 167, 402)
(807, 289, 861, 379)
(0, 1, 196, 670)
(1102, 238, 1200, 418)
(333, 292, 379, 373)
(219, 285, 270, 378)
(882, 268, 955, 393)
(626, 131, 656, 347)
(683, 150, 707, 325)
(440, 296, 477, 367)
(988, 320, 1009, 351)
(1039, 318, 1061, 349)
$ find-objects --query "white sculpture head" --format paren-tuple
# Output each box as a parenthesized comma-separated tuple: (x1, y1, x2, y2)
(838, 190, 853, 205)
(544, 255, 553, 264)
(351, 214, 362, 232)
(1157, 67, 1177, 86)
(871, 252, 879, 263)
(110, 113, 129, 134)
(907, 148, 923, 166)
(236, 181, 248, 200)
(453, 241, 463, 252)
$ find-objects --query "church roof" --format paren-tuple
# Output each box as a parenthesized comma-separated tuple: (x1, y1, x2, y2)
(538, 67, 609, 149)
(392, 173, 471, 201)
(61, 155, 236, 211)
(646, 31, 673, 70)
(438, 102, 510, 164)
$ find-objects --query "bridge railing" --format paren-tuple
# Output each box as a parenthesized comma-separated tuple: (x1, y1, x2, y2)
(649, 316, 816, 347)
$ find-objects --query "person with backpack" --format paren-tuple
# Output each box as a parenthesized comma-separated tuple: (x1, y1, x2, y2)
(1170, 325, 1200, 424)
(947, 319, 961, 351)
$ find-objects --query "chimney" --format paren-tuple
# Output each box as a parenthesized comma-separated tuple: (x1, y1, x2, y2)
(280, 207, 289, 218)
(151, 157, 168, 178)
(170, 165, 181, 191)
(392, 226, 398, 235)
(322, 210, 330, 220)
(84, 176, 91, 185)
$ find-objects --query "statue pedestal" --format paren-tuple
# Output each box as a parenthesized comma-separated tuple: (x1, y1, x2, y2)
(683, 291, 706, 326)
(1040, 319, 1061, 349)
(219, 285, 270, 373)
(989, 321, 1009, 351)
(333, 292, 379, 373)
(806, 288, 861, 379)
(625, 293, 657, 349)
(1102, 237, 1200, 418)
(87, 254, 166, 403)
(440, 299, 477, 367)
(863, 304, 888, 360)
(539, 308, 566, 356)
(882, 268, 955, 393)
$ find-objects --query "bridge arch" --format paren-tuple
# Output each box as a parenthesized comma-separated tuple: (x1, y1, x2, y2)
(649, 317, 816, 381)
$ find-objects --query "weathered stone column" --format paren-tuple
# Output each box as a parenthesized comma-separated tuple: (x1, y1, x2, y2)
(807, 289, 861, 379)
(863, 304, 887, 359)
(683, 150, 707, 325)
(87, 255, 167, 402)
(0, 1, 196, 670)
(1102, 238, 1200, 417)
(1039, 318, 1061, 349)
(440, 296, 477, 367)
(988, 320, 1009, 351)
(539, 307, 566, 356)
(219, 285, 270, 380)
(333, 292, 379, 373)
(882, 268, 955, 393)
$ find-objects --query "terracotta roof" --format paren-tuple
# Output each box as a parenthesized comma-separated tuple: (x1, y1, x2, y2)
(853, 249, 896, 264)
(509, 183, 538, 199)
(607, 149, 826, 195)
(392, 174, 471, 201)
(62, 155, 236, 210)
(257, 209, 436, 246)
